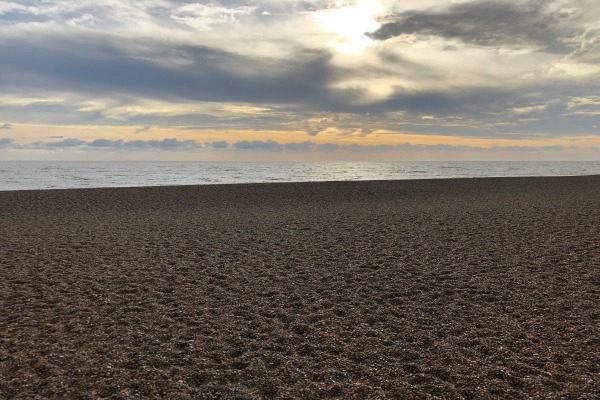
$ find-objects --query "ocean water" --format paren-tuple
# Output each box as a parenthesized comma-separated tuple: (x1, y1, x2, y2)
(1, 161, 600, 191)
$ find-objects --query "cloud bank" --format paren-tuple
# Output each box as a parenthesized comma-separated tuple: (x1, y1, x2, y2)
(1, 137, 593, 155)
(0, 0, 599, 160)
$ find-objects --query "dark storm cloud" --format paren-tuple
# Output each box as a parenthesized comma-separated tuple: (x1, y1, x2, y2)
(369, 0, 577, 53)
(0, 35, 332, 107)
(329, 86, 515, 115)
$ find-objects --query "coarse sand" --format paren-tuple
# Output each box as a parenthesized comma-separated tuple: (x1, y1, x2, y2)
(1, 176, 599, 399)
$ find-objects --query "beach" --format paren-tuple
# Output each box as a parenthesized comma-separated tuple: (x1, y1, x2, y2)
(1, 176, 599, 398)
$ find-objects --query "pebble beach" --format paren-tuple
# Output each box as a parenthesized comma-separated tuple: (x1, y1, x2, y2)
(1, 176, 599, 399)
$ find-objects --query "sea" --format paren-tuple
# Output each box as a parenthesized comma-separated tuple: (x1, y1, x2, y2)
(1, 161, 600, 191)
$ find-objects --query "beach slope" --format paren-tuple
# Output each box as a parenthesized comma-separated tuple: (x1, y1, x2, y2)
(1, 176, 599, 398)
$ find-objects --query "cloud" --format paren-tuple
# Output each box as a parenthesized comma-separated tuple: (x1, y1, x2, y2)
(44, 138, 87, 148)
(223, 139, 317, 152)
(0, 36, 332, 109)
(315, 143, 341, 152)
(492, 145, 565, 152)
(284, 141, 315, 151)
(118, 138, 201, 150)
(1, 136, 595, 155)
(229, 140, 484, 153)
(135, 126, 152, 134)
(1, 0, 600, 153)
(89, 139, 116, 147)
(171, 3, 258, 31)
(369, 1, 580, 54)
(146, 138, 199, 149)
(210, 140, 229, 149)
(234, 140, 283, 151)
(27, 138, 201, 150)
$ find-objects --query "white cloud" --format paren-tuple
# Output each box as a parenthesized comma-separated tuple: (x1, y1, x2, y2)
(0, 2, 28, 15)
(171, 4, 257, 32)
(546, 61, 600, 78)
(512, 105, 548, 115)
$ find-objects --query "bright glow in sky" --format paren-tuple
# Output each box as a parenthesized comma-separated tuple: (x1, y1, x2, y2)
(314, 0, 382, 54)
(1, 0, 600, 161)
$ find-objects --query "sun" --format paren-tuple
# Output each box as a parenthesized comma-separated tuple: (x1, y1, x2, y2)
(314, 0, 382, 55)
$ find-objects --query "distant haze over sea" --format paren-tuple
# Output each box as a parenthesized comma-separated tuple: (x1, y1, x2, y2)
(1, 161, 599, 192)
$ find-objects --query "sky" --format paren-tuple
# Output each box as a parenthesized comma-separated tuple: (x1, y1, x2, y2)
(1, 0, 600, 161)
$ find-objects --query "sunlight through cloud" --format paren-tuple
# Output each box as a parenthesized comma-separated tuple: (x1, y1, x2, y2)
(313, 0, 382, 55)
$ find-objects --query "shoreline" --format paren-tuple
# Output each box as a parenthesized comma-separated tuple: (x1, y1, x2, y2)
(1, 172, 600, 192)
